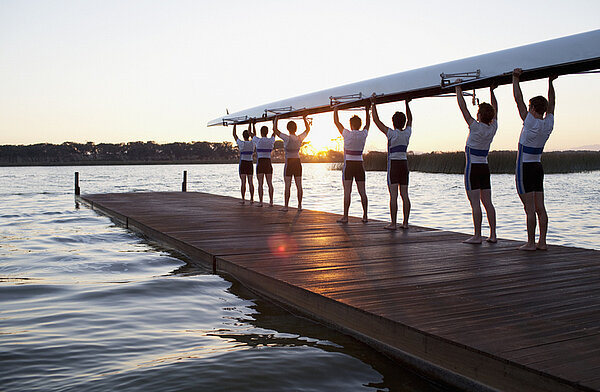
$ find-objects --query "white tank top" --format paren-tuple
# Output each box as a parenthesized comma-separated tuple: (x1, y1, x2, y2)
(342, 128, 368, 161)
(280, 132, 308, 159)
(236, 139, 254, 161)
(465, 120, 498, 164)
(387, 126, 412, 160)
(252, 136, 275, 159)
(518, 113, 554, 163)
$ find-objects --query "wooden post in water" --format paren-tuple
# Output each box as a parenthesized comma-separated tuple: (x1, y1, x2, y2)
(182, 170, 187, 192)
(74, 172, 80, 195)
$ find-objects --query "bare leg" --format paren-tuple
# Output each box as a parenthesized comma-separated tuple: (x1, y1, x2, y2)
(266, 173, 274, 206)
(534, 191, 548, 250)
(519, 192, 537, 251)
(281, 176, 292, 211)
(385, 183, 398, 230)
(356, 181, 368, 223)
(480, 189, 497, 243)
(337, 180, 352, 223)
(257, 173, 264, 206)
(464, 189, 482, 244)
(239, 173, 247, 204)
(294, 176, 303, 210)
(400, 184, 410, 229)
(247, 175, 254, 204)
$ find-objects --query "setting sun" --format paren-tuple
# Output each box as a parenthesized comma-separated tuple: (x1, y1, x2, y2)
(299, 118, 344, 154)
(301, 136, 341, 155)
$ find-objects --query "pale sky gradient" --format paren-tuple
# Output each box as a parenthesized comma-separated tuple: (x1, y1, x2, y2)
(1, 0, 599, 152)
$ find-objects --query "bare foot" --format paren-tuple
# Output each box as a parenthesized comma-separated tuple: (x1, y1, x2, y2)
(297, 204, 302, 211)
(384, 223, 397, 231)
(256, 202, 263, 207)
(486, 235, 497, 243)
(463, 235, 482, 244)
(337, 217, 348, 224)
(401, 223, 409, 229)
(362, 215, 368, 223)
(269, 202, 273, 207)
(536, 242, 548, 251)
(279, 207, 288, 212)
(250, 200, 254, 205)
(239, 200, 246, 205)
(518, 243, 537, 251)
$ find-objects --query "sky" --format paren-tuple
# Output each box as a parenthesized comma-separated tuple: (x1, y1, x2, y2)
(1, 0, 599, 153)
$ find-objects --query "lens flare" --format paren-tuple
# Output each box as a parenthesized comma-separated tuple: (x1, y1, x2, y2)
(267, 233, 297, 258)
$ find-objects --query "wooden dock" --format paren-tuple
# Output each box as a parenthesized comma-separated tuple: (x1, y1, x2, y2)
(78, 191, 600, 392)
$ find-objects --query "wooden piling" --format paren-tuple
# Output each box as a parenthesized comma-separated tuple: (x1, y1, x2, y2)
(182, 170, 187, 192)
(74, 172, 80, 195)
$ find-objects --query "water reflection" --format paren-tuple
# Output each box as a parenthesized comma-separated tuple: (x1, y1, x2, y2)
(1, 164, 598, 391)
(218, 276, 449, 392)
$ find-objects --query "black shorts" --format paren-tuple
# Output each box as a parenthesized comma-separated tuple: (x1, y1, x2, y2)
(465, 163, 490, 190)
(520, 162, 544, 193)
(343, 160, 365, 182)
(284, 158, 302, 178)
(388, 159, 409, 185)
(239, 160, 253, 176)
(256, 158, 273, 174)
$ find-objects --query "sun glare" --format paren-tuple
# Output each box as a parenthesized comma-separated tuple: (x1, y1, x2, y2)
(302, 124, 342, 154)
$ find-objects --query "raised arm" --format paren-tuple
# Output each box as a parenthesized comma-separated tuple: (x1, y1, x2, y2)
(547, 75, 557, 115)
(248, 122, 254, 139)
(303, 115, 311, 135)
(512, 68, 527, 121)
(370, 95, 387, 134)
(333, 106, 344, 135)
(250, 120, 256, 138)
(405, 99, 413, 128)
(272, 116, 281, 137)
(363, 105, 370, 130)
(232, 124, 238, 141)
(455, 83, 474, 125)
(490, 83, 498, 120)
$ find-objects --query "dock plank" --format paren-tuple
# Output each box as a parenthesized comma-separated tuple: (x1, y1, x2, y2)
(79, 191, 600, 392)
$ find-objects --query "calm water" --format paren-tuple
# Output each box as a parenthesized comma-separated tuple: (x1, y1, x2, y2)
(1, 164, 598, 392)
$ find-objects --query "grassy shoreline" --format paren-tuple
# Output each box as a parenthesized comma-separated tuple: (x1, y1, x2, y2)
(2, 150, 599, 174)
(332, 150, 600, 174)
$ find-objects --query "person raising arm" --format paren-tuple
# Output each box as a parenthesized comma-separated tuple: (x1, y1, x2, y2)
(334, 104, 369, 223)
(233, 123, 255, 204)
(273, 114, 311, 211)
(371, 95, 414, 229)
(513, 68, 558, 251)
(456, 81, 498, 244)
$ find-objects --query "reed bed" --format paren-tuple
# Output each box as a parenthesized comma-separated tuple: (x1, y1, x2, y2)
(331, 151, 600, 174)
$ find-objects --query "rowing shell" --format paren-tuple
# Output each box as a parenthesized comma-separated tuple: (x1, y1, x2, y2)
(208, 29, 600, 126)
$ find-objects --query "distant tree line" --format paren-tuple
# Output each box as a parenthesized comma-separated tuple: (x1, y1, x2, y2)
(8, 142, 595, 172)
(0, 141, 346, 166)
(0, 141, 244, 165)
